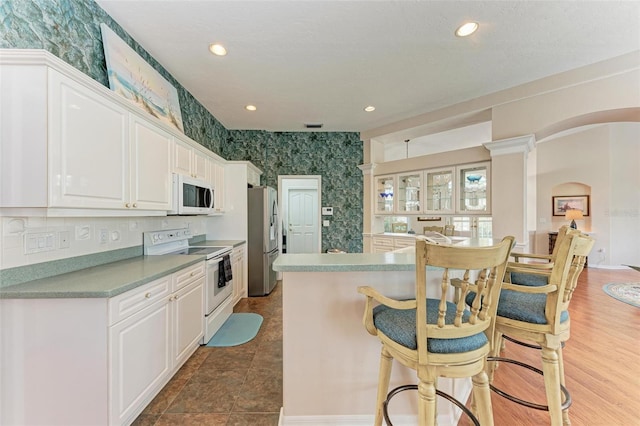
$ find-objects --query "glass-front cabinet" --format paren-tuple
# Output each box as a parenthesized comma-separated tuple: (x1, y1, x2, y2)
(457, 162, 490, 214)
(375, 175, 395, 214)
(397, 172, 422, 213)
(373, 161, 491, 216)
(424, 168, 454, 214)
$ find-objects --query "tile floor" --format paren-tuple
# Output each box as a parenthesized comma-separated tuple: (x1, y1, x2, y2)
(133, 283, 283, 426)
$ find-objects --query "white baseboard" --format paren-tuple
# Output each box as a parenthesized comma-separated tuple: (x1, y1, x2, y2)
(278, 402, 466, 426)
(586, 264, 629, 270)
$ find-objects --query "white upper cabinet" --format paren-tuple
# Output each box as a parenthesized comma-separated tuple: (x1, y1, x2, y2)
(0, 50, 229, 217)
(397, 172, 422, 213)
(173, 139, 207, 180)
(173, 138, 192, 176)
(48, 70, 172, 212)
(129, 116, 172, 210)
(372, 161, 491, 216)
(375, 175, 395, 214)
(48, 69, 130, 209)
(457, 162, 490, 214)
(193, 150, 208, 180)
(211, 160, 226, 214)
(424, 167, 455, 214)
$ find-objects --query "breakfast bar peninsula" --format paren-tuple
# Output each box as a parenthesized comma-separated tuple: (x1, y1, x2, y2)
(273, 238, 496, 425)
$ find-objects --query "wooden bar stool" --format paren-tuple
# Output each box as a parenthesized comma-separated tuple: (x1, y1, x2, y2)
(358, 236, 514, 425)
(467, 230, 594, 426)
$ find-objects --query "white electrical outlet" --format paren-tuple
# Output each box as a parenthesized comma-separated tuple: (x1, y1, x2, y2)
(98, 229, 108, 244)
(59, 231, 70, 249)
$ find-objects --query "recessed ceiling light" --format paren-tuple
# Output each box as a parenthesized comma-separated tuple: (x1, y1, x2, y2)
(209, 43, 227, 56)
(455, 22, 479, 37)
(364, 106, 376, 112)
(245, 105, 257, 111)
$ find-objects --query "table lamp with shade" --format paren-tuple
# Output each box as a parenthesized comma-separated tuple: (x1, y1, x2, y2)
(565, 209, 584, 229)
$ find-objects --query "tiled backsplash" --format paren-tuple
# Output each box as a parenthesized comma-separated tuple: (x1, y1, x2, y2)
(0, 215, 211, 270)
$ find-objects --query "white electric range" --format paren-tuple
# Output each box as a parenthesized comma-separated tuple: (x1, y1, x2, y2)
(144, 228, 233, 344)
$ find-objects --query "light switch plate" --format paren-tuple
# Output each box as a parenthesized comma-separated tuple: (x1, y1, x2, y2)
(323, 220, 330, 227)
(24, 232, 56, 254)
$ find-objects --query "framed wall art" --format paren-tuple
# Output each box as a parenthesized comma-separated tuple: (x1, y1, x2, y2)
(100, 23, 184, 132)
(552, 195, 590, 216)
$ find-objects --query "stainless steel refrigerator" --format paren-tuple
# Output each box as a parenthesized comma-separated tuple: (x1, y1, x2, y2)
(247, 186, 279, 296)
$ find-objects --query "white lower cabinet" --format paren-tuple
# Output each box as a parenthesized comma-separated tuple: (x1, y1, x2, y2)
(0, 261, 204, 426)
(231, 244, 246, 304)
(371, 235, 395, 253)
(109, 294, 172, 425)
(371, 235, 416, 253)
(172, 274, 205, 367)
(109, 262, 204, 425)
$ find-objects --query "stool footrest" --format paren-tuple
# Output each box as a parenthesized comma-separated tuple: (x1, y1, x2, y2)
(487, 356, 572, 411)
(382, 384, 480, 426)
(503, 335, 566, 349)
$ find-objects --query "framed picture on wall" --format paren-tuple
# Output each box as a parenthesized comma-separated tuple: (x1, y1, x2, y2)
(100, 23, 184, 132)
(552, 195, 590, 216)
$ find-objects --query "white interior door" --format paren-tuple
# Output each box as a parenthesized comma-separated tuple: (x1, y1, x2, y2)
(288, 188, 319, 253)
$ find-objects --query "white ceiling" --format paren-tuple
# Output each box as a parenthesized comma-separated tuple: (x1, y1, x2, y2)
(95, 0, 640, 137)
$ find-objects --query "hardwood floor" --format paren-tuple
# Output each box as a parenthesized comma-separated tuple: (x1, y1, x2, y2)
(461, 267, 640, 425)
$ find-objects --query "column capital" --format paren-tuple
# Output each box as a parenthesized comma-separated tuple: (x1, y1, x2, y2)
(484, 134, 536, 156)
(358, 163, 377, 175)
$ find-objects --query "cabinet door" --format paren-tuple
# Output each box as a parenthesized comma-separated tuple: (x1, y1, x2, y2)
(457, 162, 490, 214)
(424, 168, 455, 214)
(231, 246, 245, 304)
(49, 70, 129, 209)
(193, 150, 208, 180)
(173, 139, 192, 176)
(375, 176, 395, 214)
(397, 172, 422, 213)
(109, 299, 171, 425)
(172, 279, 204, 369)
(247, 167, 261, 187)
(371, 236, 394, 253)
(213, 161, 226, 213)
(130, 116, 172, 210)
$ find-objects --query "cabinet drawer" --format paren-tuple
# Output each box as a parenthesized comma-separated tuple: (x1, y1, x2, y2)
(173, 261, 205, 292)
(232, 246, 245, 260)
(372, 236, 394, 247)
(394, 238, 415, 248)
(109, 276, 171, 326)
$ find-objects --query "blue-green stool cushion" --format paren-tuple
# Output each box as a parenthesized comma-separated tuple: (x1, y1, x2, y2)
(510, 272, 548, 287)
(465, 291, 569, 325)
(372, 299, 488, 353)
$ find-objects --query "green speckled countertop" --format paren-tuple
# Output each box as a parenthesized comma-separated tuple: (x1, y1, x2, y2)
(273, 253, 416, 272)
(190, 240, 245, 248)
(273, 238, 497, 273)
(0, 255, 204, 299)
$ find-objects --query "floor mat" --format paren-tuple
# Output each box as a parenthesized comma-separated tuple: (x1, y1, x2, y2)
(205, 313, 263, 347)
(602, 282, 640, 308)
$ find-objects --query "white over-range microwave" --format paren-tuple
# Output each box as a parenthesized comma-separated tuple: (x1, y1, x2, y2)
(168, 174, 214, 215)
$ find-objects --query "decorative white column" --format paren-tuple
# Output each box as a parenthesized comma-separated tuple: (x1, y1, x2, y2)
(483, 135, 535, 252)
(358, 162, 376, 253)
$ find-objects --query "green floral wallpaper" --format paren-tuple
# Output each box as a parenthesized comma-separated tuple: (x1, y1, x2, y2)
(224, 131, 363, 253)
(0, 0, 363, 252)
